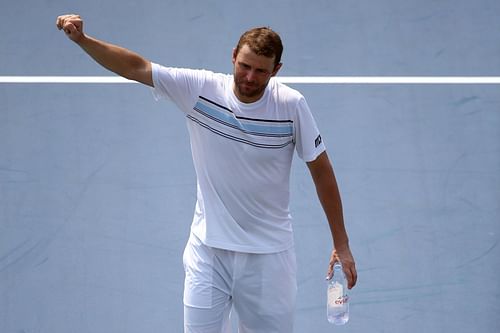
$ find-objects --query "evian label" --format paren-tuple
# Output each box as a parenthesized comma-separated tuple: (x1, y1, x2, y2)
(328, 282, 349, 307)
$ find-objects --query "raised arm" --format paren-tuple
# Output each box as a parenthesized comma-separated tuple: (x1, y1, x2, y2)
(56, 14, 153, 87)
(307, 151, 357, 289)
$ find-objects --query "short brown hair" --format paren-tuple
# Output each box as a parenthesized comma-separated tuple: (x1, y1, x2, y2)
(235, 27, 283, 67)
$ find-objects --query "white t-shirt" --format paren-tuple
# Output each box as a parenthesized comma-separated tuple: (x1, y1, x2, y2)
(152, 63, 325, 253)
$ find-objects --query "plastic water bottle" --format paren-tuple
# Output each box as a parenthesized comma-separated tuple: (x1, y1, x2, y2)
(327, 262, 349, 325)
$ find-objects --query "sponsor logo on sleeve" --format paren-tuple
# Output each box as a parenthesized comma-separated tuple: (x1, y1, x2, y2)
(315, 134, 322, 148)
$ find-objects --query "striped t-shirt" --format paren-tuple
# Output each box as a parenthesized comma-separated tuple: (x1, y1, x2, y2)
(152, 63, 325, 253)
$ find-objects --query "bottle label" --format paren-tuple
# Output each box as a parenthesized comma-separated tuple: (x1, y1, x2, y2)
(328, 283, 344, 307)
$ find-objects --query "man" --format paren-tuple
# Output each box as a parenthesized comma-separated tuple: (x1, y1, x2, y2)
(56, 14, 357, 333)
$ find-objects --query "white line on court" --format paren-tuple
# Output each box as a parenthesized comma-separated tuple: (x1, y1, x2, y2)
(1, 76, 500, 84)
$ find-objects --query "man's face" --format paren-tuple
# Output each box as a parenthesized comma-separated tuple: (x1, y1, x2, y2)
(232, 44, 282, 103)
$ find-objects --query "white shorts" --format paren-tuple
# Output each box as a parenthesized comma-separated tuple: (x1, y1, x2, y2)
(182, 233, 297, 333)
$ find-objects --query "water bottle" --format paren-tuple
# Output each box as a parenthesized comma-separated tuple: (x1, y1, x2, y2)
(327, 262, 349, 325)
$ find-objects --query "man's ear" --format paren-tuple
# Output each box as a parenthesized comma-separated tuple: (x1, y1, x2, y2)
(232, 48, 237, 65)
(272, 63, 283, 76)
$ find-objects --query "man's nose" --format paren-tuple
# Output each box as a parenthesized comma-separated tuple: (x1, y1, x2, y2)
(246, 70, 257, 82)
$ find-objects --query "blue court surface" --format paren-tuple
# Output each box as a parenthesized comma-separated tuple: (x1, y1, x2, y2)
(1, 1, 499, 332)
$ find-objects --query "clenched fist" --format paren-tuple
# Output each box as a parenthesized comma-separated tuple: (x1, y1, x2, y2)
(56, 14, 84, 43)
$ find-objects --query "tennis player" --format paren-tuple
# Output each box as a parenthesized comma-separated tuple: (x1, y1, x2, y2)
(57, 14, 357, 333)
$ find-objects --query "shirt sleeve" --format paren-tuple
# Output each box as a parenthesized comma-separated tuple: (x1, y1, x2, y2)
(294, 97, 326, 162)
(151, 63, 207, 113)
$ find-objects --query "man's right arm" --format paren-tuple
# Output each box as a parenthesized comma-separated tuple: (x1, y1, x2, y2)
(56, 14, 153, 87)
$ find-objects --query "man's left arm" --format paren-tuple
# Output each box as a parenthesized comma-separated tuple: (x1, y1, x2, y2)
(307, 151, 357, 289)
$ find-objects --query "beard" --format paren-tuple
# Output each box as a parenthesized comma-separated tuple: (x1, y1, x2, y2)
(233, 77, 268, 100)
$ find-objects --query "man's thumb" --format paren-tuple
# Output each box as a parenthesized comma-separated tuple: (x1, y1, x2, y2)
(64, 23, 77, 36)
